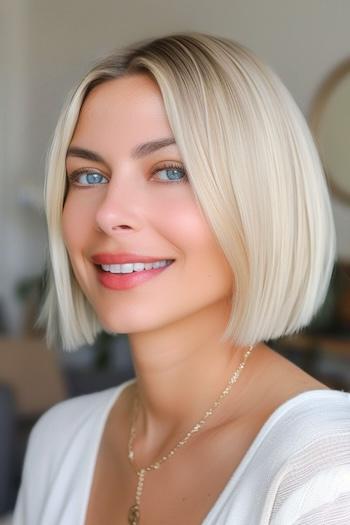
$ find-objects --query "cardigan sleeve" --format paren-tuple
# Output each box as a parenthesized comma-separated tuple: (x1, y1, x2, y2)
(11, 388, 117, 525)
(269, 431, 350, 524)
(12, 401, 71, 525)
(12, 420, 45, 525)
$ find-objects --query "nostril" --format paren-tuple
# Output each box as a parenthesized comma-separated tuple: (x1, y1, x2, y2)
(112, 225, 131, 230)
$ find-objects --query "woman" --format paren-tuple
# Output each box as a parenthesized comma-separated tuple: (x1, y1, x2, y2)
(13, 32, 350, 524)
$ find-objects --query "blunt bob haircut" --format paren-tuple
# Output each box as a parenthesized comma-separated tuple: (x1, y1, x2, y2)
(38, 31, 336, 351)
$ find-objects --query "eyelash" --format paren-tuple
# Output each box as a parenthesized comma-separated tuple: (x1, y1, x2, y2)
(67, 163, 188, 187)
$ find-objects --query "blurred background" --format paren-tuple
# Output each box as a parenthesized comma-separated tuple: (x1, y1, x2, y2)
(0, 0, 349, 521)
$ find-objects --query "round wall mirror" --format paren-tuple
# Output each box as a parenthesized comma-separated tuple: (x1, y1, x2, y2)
(309, 58, 350, 206)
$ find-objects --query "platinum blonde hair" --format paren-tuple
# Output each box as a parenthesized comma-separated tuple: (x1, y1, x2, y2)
(37, 31, 337, 351)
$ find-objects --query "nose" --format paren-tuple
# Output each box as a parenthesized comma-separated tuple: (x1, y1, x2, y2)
(95, 176, 143, 235)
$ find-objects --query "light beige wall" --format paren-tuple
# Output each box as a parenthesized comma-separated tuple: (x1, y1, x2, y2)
(1, 0, 349, 334)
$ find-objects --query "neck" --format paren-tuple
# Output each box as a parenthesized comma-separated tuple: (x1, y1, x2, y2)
(127, 298, 257, 454)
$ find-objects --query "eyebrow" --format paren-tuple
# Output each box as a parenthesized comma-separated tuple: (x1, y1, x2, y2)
(66, 137, 177, 163)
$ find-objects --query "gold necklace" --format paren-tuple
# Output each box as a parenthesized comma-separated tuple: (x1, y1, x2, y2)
(127, 344, 255, 525)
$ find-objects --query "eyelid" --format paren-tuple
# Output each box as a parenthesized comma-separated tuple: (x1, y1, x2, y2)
(151, 161, 185, 172)
(67, 167, 108, 181)
(151, 162, 188, 181)
(67, 161, 188, 185)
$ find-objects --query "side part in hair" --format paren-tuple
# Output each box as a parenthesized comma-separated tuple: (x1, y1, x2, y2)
(37, 32, 336, 351)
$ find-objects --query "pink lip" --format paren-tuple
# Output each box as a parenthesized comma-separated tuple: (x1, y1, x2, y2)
(91, 252, 174, 264)
(96, 261, 174, 290)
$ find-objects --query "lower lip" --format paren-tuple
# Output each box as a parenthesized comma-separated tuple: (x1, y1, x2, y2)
(96, 261, 174, 290)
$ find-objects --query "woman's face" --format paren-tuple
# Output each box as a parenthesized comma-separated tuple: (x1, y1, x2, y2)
(62, 74, 233, 334)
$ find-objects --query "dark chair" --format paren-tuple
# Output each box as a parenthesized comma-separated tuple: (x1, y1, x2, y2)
(0, 384, 15, 516)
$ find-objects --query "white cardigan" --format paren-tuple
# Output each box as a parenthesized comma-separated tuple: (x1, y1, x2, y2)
(13, 380, 350, 524)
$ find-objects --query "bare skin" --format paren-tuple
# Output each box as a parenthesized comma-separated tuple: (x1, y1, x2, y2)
(84, 344, 329, 525)
(61, 75, 329, 524)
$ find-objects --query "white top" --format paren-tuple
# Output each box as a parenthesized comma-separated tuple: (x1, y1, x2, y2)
(13, 379, 350, 524)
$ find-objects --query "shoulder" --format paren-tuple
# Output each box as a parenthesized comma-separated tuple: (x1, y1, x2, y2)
(252, 346, 349, 445)
(250, 386, 350, 479)
(29, 387, 117, 447)
(12, 382, 134, 524)
(264, 388, 350, 459)
(266, 389, 350, 524)
(22, 383, 130, 478)
(277, 386, 350, 426)
(12, 386, 125, 524)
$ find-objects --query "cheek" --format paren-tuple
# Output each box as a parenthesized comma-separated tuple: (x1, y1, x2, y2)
(61, 194, 93, 253)
(155, 186, 208, 231)
(173, 201, 233, 291)
(156, 195, 228, 274)
(154, 191, 208, 244)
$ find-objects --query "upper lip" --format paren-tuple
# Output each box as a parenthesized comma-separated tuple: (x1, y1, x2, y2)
(91, 252, 175, 265)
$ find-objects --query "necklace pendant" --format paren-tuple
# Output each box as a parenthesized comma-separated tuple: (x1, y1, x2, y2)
(128, 503, 140, 525)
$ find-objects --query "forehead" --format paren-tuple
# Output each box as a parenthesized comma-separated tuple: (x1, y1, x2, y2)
(71, 74, 173, 148)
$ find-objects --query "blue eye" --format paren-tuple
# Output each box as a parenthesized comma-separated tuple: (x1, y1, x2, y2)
(67, 164, 188, 187)
(69, 170, 108, 186)
(153, 165, 188, 183)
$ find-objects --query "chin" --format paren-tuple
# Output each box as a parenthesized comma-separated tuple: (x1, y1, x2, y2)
(99, 304, 195, 336)
(98, 313, 164, 336)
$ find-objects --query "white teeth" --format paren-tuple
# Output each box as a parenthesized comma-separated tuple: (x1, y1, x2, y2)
(101, 259, 172, 274)
(121, 264, 134, 273)
(133, 263, 145, 272)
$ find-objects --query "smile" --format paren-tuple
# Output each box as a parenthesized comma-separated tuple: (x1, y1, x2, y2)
(101, 259, 173, 274)
(95, 259, 175, 290)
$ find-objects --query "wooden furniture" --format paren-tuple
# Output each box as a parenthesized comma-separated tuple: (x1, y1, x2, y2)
(272, 333, 350, 391)
(0, 337, 68, 417)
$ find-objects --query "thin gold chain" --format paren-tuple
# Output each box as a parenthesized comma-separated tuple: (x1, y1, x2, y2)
(127, 344, 255, 524)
